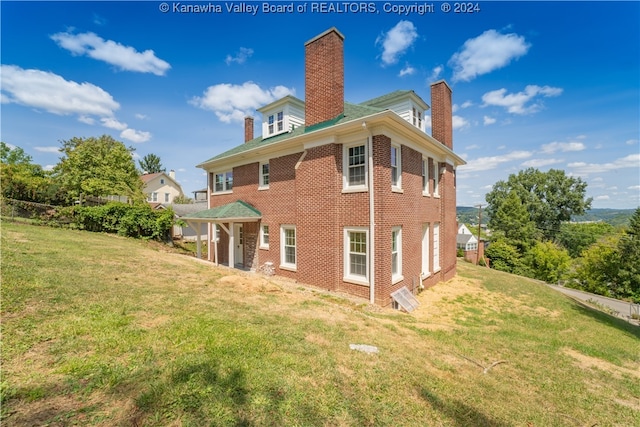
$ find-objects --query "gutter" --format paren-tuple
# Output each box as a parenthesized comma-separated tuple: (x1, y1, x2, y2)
(365, 122, 375, 305)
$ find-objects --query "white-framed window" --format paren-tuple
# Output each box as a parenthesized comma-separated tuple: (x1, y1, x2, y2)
(412, 107, 422, 129)
(151, 192, 158, 202)
(164, 193, 170, 203)
(433, 162, 440, 197)
(259, 162, 270, 189)
(422, 223, 430, 277)
(391, 143, 401, 190)
(214, 171, 233, 193)
(421, 157, 429, 195)
(268, 111, 284, 135)
(344, 227, 369, 285)
(260, 224, 270, 249)
(433, 222, 440, 272)
(280, 225, 296, 270)
(392, 226, 402, 282)
(343, 142, 368, 191)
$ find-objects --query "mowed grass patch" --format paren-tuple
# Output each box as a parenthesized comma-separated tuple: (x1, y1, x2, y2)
(2, 222, 639, 426)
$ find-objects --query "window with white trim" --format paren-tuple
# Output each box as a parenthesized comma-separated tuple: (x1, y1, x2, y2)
(343, 143, 367, 191)
(421, 158, 429, 195)
(267, 111, 284, 135)
(344, 228, 368, 284)
(213, 224, 221, 242)
(391, 144, 401, 189)
(151, 192, 158, 202)
(280, 225, 296, 269)
(433, 222, 440, 271)
(392, 226, 402, 282)
(214, 171, 233, 193)
(412, 107, 423, 129)
(164, 193, 170, 203)
(422, 223, 430, 277)
(260, 224, 269, 249)
(431, 159, 440, 197)
(259, 162, 270, 188)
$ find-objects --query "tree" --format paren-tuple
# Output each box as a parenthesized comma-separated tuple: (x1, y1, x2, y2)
(53, 135, 144, 203)
(523, 241, 571, 284)
(486, 168, 592, 241)
(616, 207, 640, 302)
(139, 153, 165, 174)
(488, 190, 538, 252)
(570, 234, 622, 298)
(1, 142, 52, 202)
(484, 239, 523, 274)
(556, 222, 615, 258)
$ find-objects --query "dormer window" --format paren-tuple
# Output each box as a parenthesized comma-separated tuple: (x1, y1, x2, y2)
(268, 111, 284, 135)
(412, 107, 422, 129)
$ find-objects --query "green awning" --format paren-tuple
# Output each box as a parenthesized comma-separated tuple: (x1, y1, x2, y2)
(181, 200, 261, 222)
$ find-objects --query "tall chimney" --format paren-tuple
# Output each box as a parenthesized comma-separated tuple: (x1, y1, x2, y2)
(244, 116, 254, 143)
(305, 27, 345, 128)
(430, 80, 453, 149)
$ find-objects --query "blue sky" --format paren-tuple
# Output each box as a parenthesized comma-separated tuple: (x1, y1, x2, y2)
(2, 1, 639, 208)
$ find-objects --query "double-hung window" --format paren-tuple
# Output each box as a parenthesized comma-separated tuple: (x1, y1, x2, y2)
(422, 224, 430, 278)
(391, 226, 402, 282)
(433, 161, 440, 197)
(260, 225, 270, 249)
(280, 225, 296, 270)
(259, 162, 270, 189)
(343, 143, 367, 191)
(391, 144, 401, 190)
(421, 158, 429, 195)
(214, 171, 233, 193)
(268, 111, 284, 135)
(344, 228, 369, 285)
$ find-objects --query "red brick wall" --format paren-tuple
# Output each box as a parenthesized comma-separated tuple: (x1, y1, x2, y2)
(430, 81, 453, 149)
(207, 133, 458, 307)
(305, 29, 344, 127)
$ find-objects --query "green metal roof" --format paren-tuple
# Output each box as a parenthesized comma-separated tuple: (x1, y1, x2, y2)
(182, 200, 261, 220)
(198, 101, 385, 166)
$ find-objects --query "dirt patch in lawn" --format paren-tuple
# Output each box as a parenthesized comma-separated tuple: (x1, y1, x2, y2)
(562, 348, 640, 380)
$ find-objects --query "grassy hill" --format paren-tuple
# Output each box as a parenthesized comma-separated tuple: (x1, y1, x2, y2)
(2, 222, 639, 426)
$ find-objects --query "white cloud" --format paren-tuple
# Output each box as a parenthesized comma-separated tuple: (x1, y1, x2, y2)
(626, 139, 639, 146)
(78, 115, 96, 125)
(399, 64, 416, 77)
(135, 113, 148, 120)
(460, 101, 473, 109)
(34, 146, 60, 153)
(377, 20, 418, 66)
(521, 158, 563, 168)
(595, 195, 610, 201)
(101, 117, 128, 131)
(465, 144, 480, 150)
(482, 85, 563, 115)
(483, 115, 496, 126)
(225, 47, 254, 65)
(1, 64, 119, 117)
(459, 150, 532, 173)
(428, 65, 443, 82)
(449, 29, 530, 82)
(120, 128, 151, 143)
(568, 153, 640, 174)
(44, 164, 55, 171)
(190, 81, 295, 123)
(453, 115, 469, 130)
(50, 31, 170, 76)
(628, 185, 640, 190)
(540, 141, 586, 154)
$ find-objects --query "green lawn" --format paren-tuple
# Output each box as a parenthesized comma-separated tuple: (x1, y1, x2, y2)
(2, 221, 639, 426)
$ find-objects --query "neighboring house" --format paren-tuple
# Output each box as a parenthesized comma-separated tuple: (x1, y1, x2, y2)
(192, 188, 208, 202)
(457, 224, 478, 251)
(170, 203, 209, 242)
(141, 170, 184, 204)
(185, 28, 466, 307)
(457, 224, 486, 265)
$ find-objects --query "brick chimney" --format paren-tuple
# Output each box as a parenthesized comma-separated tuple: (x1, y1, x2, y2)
(304, 27, 345, 128)
(244, 116, 254, 143)
(430, 80, 453, 149)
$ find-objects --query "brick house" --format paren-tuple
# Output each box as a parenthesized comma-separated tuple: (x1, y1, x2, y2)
(187, 28, 465, 307)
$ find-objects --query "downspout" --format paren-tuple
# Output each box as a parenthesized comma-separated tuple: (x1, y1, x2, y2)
(364, 122, 375, 305)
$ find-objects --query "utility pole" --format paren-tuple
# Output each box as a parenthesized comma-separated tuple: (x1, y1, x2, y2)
(475, 204, 484, 265)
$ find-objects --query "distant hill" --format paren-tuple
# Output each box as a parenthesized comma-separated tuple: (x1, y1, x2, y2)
(457, 207, 636, 228)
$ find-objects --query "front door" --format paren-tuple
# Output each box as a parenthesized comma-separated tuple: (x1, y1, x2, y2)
(234, 224, 244, 266)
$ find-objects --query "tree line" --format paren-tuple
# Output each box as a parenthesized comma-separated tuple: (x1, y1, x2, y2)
(483, 168, 639, 303)
(1, 136, 179, 240)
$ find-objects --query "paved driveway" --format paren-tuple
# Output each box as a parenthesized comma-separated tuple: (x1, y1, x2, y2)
(547, 285, 639, 325)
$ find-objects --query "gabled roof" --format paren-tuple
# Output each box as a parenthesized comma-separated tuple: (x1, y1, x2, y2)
(457, 234, 478, 245)
(140, 172, 164, 183)
(181, 200, 262, 222)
